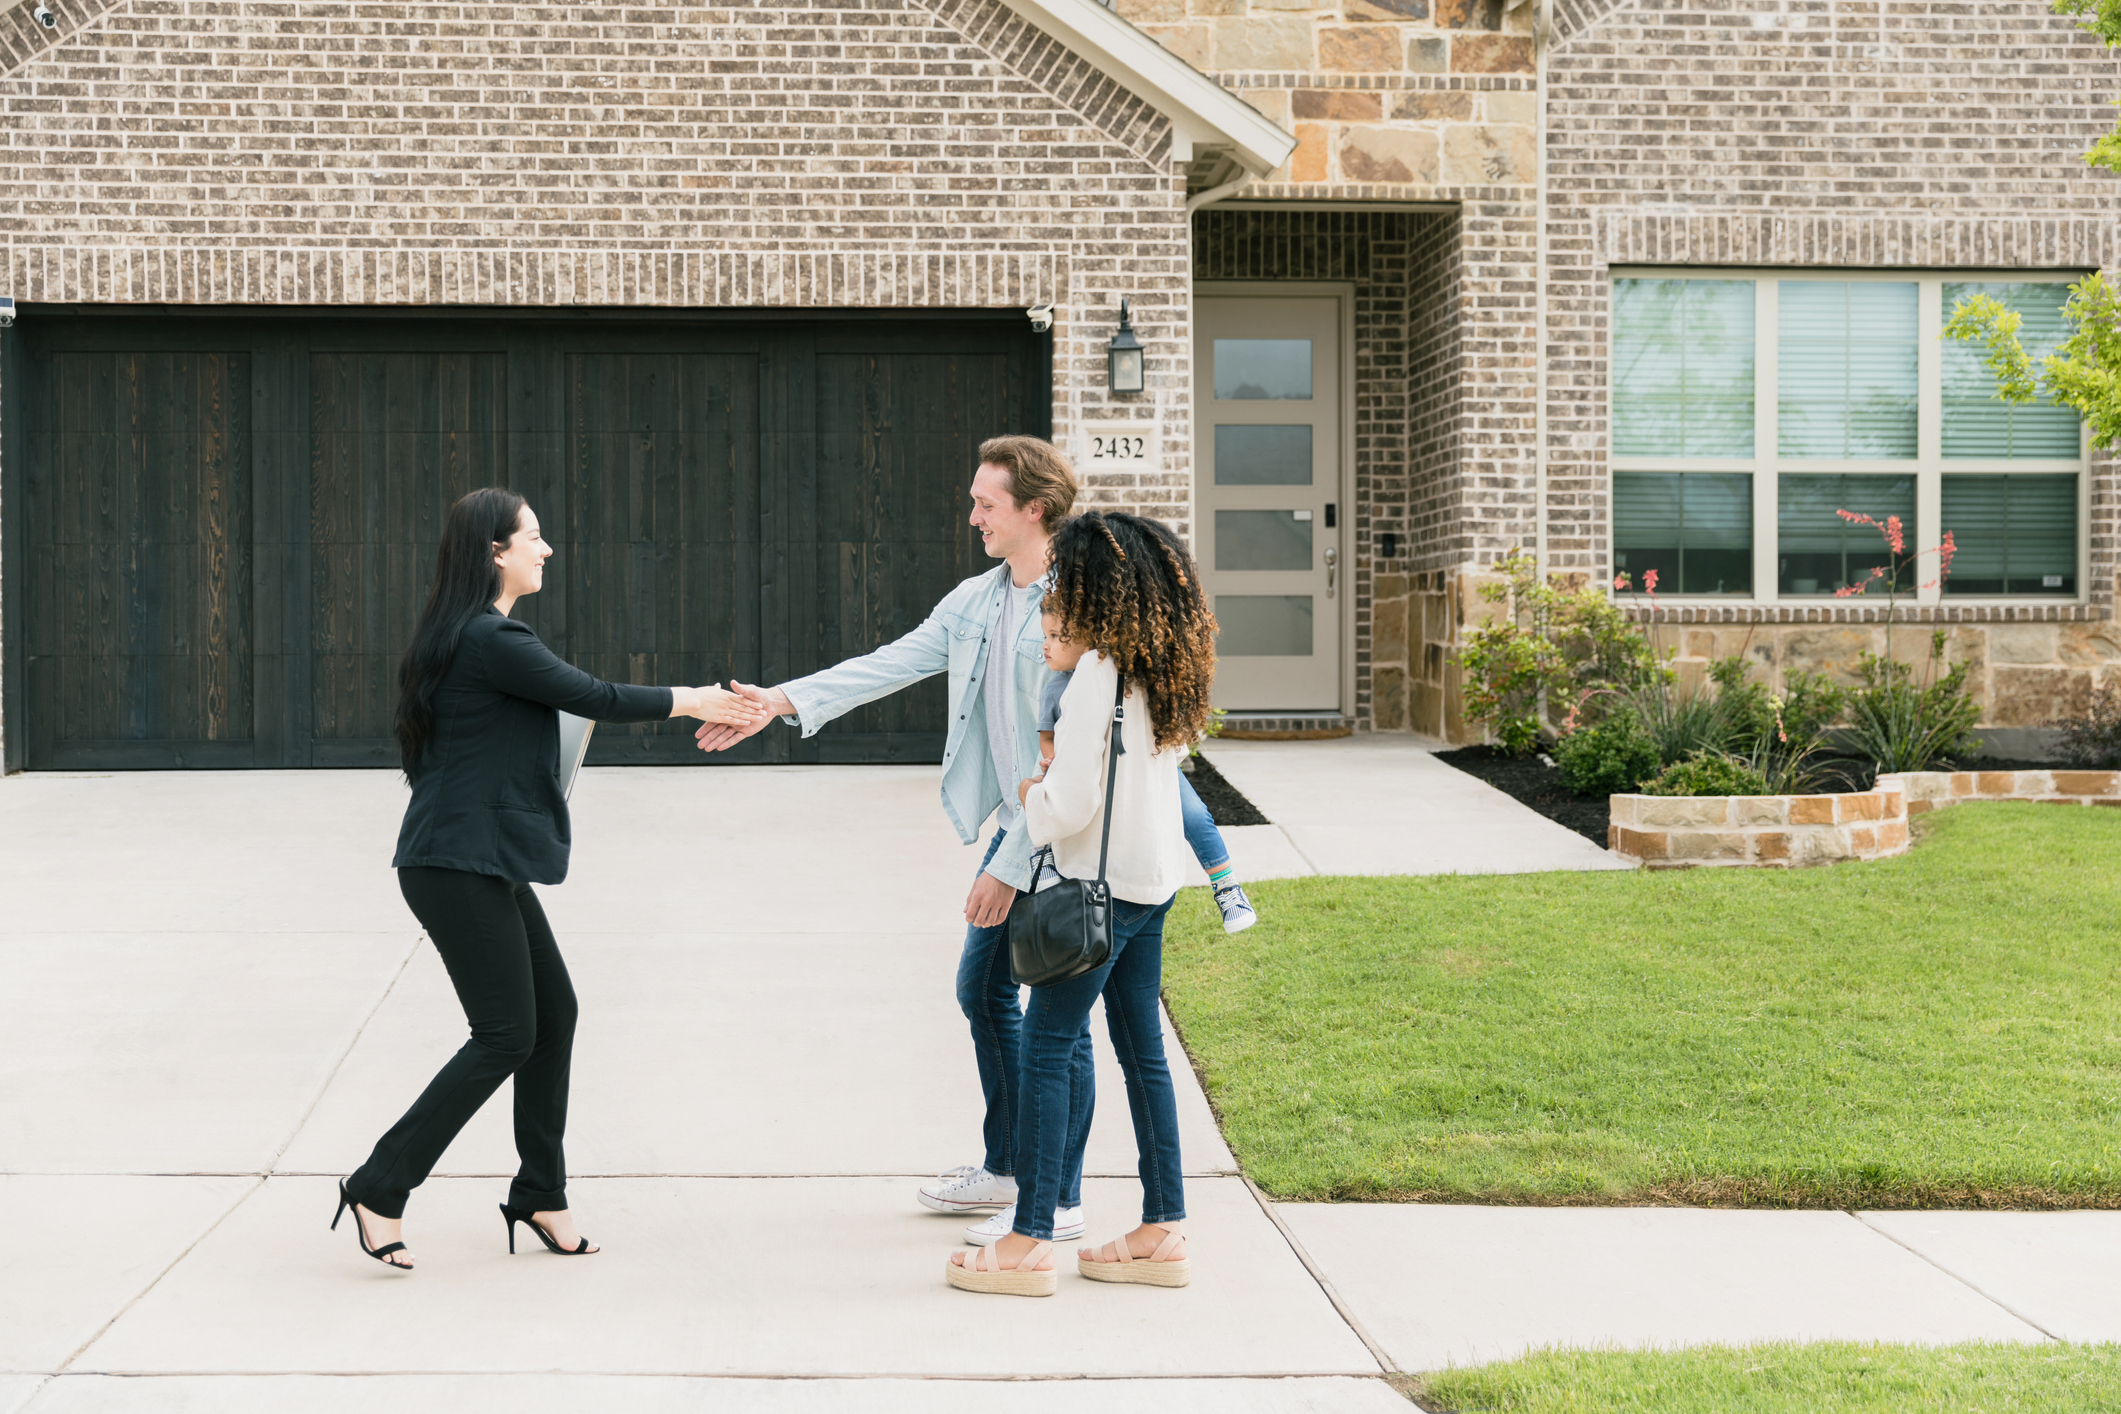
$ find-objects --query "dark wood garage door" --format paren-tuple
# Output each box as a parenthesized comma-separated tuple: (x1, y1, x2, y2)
(3, 312, 1048, 770)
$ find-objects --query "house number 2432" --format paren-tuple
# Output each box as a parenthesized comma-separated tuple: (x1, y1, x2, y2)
(1090, 434, 1148, 460)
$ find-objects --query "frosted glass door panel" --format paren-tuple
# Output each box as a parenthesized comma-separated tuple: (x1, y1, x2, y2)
(1216, 510, 1312, 571)
(1216, 595, 1314, 657)
(1196, 292, 1342, 710)
(1215, 424, 1313, 484)
(1214, 340, 1312, 400)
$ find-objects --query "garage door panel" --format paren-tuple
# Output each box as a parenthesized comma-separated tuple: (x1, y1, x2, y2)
(307, 349, 511, 763)
(22, 348, 255, 767)
(565, 350, 764, 764)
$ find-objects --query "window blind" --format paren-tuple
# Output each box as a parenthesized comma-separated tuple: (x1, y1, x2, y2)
(1942, 283, 2081, 459)
(1614, 471, 1753, 596)
(1941, 475, 2077, 595)
(1777, 474, 1916, 595)
(1778, 282, 1919, 458)
(1611, 279, 1755, 457)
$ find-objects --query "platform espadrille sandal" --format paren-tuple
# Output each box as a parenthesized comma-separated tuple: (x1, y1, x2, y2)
(945, 1238, 1056, 1297)
(1077, 1225, 1188, 1287)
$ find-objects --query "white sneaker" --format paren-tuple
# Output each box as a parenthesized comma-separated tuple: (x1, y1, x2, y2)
(918, 1164, 1019, 1213)
(1213, 881, 1258, 934)
(965, 1203, 1085, 1246)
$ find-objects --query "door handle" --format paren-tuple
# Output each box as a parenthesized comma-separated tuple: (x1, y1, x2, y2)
(1324, 545, 1338, 599)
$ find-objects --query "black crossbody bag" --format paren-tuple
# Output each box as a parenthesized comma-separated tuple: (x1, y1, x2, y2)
(1008, 674, 1127, 988)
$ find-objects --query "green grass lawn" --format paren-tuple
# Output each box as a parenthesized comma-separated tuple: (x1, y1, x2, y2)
(1411, 1343, 2121, 1413)
(1162, 804, 2121, 1206)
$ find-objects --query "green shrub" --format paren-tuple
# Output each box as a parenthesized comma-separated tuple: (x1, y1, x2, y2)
(2052, 681, 2121, 767)
(1459, 551, 1661, 755)
(1640, 752, 1771, 798)
(1555, 710, 1662, 797)
(1845, 632, 1983, 773)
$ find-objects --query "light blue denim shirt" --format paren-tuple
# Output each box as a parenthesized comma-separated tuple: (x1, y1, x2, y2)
(778, 563, 1051, 891)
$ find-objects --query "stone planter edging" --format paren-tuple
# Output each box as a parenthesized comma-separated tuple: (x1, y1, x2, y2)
(1608, 781, 1910, 869)
(1883, 769, 2121, 814)
(1608, 769, 2121, 868)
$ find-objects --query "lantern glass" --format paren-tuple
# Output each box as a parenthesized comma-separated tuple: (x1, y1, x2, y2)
(1109, 346, 1144, 393)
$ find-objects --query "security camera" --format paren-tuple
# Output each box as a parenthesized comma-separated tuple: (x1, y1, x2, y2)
(33, 4, 57, 29)
(1027, 303, 1054, 333)
(0, 297, 14, 330)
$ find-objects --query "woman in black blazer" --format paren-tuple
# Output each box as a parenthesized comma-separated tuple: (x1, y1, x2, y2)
(333, 487, 762, 1271)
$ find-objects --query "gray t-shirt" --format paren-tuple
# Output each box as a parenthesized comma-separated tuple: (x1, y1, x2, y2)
(985, 578, 1039, 832)
(1037, 669, 1071, 733)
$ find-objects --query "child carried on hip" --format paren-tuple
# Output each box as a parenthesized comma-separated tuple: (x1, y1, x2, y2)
(1035, 609, 1258, 934)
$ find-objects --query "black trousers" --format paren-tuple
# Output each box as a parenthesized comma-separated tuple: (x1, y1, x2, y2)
(348, 867, 578, 1219)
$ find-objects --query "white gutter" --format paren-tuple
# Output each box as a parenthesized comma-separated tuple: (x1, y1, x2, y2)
(994, 0, 1297, 175)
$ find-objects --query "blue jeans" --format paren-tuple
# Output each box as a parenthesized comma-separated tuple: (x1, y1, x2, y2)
(956, 829, 1091, 1206)
(1013, 894, 1185, 1241)
(1179, 773, 1229, 870)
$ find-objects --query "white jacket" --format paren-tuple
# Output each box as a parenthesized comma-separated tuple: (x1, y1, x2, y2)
(1022, 651, 1189, 907)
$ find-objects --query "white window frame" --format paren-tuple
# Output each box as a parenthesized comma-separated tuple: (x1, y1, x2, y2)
(1609, 267, 2091, 607)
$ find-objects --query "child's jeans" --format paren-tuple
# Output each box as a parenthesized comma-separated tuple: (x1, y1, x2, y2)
(1179, 772, 1229, 871)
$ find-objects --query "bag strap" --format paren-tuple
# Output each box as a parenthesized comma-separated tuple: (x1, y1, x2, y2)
(1094, 671, 1126, 888)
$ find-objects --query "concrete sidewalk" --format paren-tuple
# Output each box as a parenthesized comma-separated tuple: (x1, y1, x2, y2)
(1182, 736, 1631, 884)
(1, 754, 2107, 1414)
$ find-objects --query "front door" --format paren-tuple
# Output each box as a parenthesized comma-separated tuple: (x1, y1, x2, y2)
(1193, 292, 1343, 711)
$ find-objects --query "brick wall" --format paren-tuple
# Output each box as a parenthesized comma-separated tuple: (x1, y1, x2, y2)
(0, 0, 1198, 519)
(1538, 0, 2121, 738)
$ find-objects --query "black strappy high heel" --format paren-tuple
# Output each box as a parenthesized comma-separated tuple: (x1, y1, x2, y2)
(500, 1204, 596, 1255)
(333, 1180, 412, 1270)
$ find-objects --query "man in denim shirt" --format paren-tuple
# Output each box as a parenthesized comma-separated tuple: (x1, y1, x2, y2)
(695, 436, 1093, 1241)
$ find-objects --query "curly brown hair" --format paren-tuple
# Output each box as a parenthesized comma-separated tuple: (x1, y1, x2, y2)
(1043, 511, 1218, 751)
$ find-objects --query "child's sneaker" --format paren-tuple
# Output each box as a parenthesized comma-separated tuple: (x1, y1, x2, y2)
(1212, 881, 1257, 934)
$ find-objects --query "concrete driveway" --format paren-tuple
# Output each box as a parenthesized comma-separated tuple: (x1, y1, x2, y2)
(0, 765, 1391, 1413)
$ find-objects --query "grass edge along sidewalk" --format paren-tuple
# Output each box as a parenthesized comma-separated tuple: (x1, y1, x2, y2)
(1410, 1342, 2121, 1413)
(1162, 805, 2121, 1209)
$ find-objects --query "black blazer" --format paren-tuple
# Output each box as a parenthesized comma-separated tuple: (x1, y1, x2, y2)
(392, 608, 673, 885)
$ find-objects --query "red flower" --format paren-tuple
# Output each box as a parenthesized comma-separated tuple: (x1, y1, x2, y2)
(1643, 568, 1660, 595)
(1613, 572, 1630, 590)
(1886, 515, 1905, 556)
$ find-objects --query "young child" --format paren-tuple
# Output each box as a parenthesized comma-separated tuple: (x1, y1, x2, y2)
(1036, 610, 1258, 934)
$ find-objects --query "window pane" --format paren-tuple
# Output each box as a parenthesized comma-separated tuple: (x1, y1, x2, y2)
(1778, 474, 1917, 596)
(1214, 340, 1312, 400)
(1216, 510, 1312, 572)
(1215, 595, 1314, 656)
(1942, 282, 2083, 459)
(1614, 471, 1753, 596)
(1942, 475, 2077, 595)
(1778, 281, 1919, 458)
(1214, 424, 1313, 485)
(1611, 279, 1755, 457)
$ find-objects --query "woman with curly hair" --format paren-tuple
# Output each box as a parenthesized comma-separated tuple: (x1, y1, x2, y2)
(945, 510, 1214, 1297)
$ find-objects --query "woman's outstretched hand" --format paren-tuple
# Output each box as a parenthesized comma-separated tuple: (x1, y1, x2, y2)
(672, 685, 772, 728)
(695, 681, 790, 752)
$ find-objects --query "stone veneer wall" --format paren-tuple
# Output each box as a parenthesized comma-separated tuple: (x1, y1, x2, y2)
(1887, 768, 2121, 814)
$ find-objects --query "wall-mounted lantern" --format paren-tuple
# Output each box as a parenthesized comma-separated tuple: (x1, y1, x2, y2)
(1107, 299, 1144, 394)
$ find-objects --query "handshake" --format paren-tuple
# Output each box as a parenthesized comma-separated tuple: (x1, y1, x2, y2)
(675, 681, 795, 753)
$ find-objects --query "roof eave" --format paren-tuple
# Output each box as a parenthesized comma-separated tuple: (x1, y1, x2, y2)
(993, 0, 1296, 176)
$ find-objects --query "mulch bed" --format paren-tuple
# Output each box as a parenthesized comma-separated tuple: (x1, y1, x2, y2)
(1432, 747, 2066, 847)
(1187, 752, 1271, 826)
(1432, 746, 1611, 845)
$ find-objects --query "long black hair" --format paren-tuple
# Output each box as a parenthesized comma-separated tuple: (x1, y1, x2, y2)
(395, 487, 526, 779)
(1043, 511, 1217, 752)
